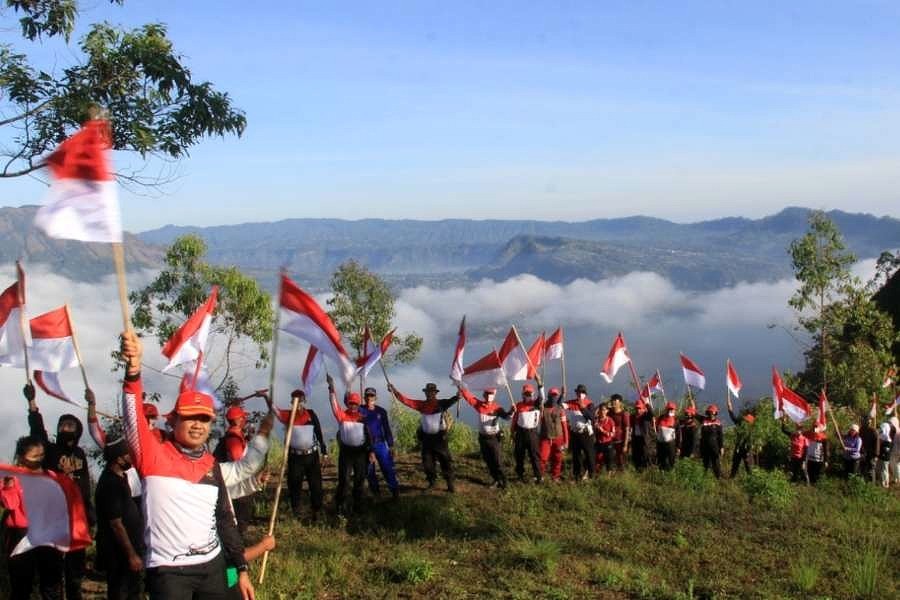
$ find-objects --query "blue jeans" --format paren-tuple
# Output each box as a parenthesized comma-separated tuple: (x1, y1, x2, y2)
(367, 441, 399, 493)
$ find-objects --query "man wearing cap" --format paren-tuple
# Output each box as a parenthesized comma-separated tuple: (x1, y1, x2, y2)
(95, 438, 145, 600)
(119, 330, 253, 600)
(695, 405, 725, 478)
(459, 385, 512, 488)
(275, 389, 327, 520)
(564, 384, 596, 480)
(389, 382, 460, 492)
(327, 375, 372, 514)
(677, 401, 698, 459)
(25, 383, 94, 600)
(539, 387, 568, 482)
(511, 380, 543, 484)
(842, 424, 863, 478)
(359, 387, 399, 499)
(655, 401, 679, 471)
(215, 404, 254, 536)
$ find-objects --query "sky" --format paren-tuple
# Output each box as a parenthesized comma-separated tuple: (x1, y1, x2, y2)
(2, 1, 900, 229)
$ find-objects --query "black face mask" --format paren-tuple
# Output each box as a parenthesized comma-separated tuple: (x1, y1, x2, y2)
(57, 431, 78, 447)
(20, 458, 43, 470)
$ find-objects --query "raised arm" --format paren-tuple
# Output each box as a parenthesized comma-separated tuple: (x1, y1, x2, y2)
(459, 386, 480, 410)
(120, 330, 162, 475)
(25, 384, 49, 444)
(388, 383, 423, 412)
(327, 374, 347, 423)
(86, 389, 107, 449)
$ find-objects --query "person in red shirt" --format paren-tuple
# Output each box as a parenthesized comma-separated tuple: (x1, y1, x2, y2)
(327, 375, 372, 515)
(781, 418, 809, 483)
(460, 386, 512, 488)
(2, 435, 65, 600)
(656, 401, 678, 471)
(631, 399, 655, 471)
(511, 381, 543, 484)
(564, 384, 596, 480)
(594, 403, 617, 474)
(539, 387, 568, 482)
(216, 405, 252, 536)
(608, 394, 631, 471)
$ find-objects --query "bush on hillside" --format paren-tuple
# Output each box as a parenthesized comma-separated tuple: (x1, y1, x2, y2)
(740, 468, 796, 509)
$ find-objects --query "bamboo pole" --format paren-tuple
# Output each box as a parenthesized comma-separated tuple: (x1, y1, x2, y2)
(258, 276, 284, 585)
(15, 260, 31, 384)
(111, 243, 132, 332)
(64, 304, 90, 390)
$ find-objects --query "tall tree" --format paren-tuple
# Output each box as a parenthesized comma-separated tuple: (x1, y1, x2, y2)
(788, 211, 856, 390)
(0, 1, 245, 183)
(327, 260, 422, 365)
(130, 234, 273, 391)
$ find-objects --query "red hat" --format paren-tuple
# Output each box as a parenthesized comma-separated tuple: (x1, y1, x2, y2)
(173, 390, 215, 418)
(705, 404, 718, 415)
(522, 384, 534, 394)
(743, 414, 756, 424)
(665, 401, 677, 411)
(684, 406, 697, 416)
(345, 392, 361, 406)
(142, 403, 159, 419)
(225, 405, 246, 422)
(548, 387, 560, 397)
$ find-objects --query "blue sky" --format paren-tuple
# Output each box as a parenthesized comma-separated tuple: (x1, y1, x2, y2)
(3, 1, 900, 230)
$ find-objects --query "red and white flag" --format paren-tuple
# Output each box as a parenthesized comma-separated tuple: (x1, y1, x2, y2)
(544, 327, 564, 361)
(600, 332, 630, 383)
(648, 370, 664, 394)
(300, 346, 323, 394)
(0, 264, 28, 362)
(680, 353, 706, 390)
(357, 327, 394, 379)
(279, 274, 355, 383)
(816, 390, 828, 432)
(449, 316, 466, 383)
(772, 368, 811, 424)
(33, 370, 83, 408)
(27, 307, 79, 373)
(498, 327, 529, 381)
(0, 465, 91, 555)
(526, 332, 545, 379)
(726, 359, 742, 398)
(461, 349, 507, 391)
(161, 286, 218, 372)
(34, 119, 121, 243)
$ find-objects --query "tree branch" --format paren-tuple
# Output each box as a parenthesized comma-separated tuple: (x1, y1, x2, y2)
(0, 99, 53, 127)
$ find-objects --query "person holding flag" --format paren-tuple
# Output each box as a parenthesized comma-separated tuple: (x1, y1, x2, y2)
(780, 419, 809, 483)
(726, 394, 756, 478)
(274, 388, 328, 521)
(631, 398, 655, 471)
(119, 330, 253, 600)
(655, 401, 679, 471)
(842, 424, 863, 478)
(389, 381, 460, 492)
(511, 380, 544, 484)
(2, 435, 67, 600)
(327, 375, 373, 515)
(564, 384, 596, 481)
(694, 404, 724, 478)
(539, 386, 568, 482)
(459, 385, 513, 488)
(25, 383, 93, 600)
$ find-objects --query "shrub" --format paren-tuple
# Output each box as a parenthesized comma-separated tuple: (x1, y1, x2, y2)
(385, 552, 435, 584)
(507, 534, 561, 574)
(390, 400, 422, 452)
(653, 457, 716, 494)
(740, 469, 796, 510)
(791, 561, 819, 593)
(850, 534, 886, 600)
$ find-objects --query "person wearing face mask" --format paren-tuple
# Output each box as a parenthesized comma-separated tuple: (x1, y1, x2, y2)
(119, 330, 253, 600)
(95, 438, 145, 600)
(695, 404, 725, 478)
(631, 399, 655, 471)
(842, 424, 863, 478)
(655, 402, 678, 471)
(26, 383, 93, 600)
(564, 384, 596, 481)
(459, 385, 513, 488)
(677, 402, 698, 459)
(511, 380, 544, 484)
(539, 387, 568, 482)
(2, 436, 65, 600)
(86, 390, 151, 501)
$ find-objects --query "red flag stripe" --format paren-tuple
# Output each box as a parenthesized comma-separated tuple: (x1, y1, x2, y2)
(45, 120, 114, 182)
(0, 282, 22, 327)
(29, 306, 73, 339)
(161, 287, 218, 359)
(279, 275, 347, 356)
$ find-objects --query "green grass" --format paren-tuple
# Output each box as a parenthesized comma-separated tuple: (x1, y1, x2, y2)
(4, 449, 898, 599)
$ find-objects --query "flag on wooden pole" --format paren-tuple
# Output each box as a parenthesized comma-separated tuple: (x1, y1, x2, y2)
(600, 333, 630, 383)
(449, 316, 466, 383)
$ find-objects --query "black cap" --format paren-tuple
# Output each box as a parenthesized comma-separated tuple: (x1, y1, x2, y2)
(291, 389, 306, 399)
(364, 387, 377, 397)
(575, 384, 588, 394)
(423, 383, 439, 393)
(104, 438, 129, 463)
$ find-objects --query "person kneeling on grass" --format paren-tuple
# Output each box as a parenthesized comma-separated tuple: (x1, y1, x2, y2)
(119, 330, 254, 600)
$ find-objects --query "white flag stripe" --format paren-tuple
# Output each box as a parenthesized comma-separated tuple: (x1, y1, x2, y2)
(0, 469, 77, 555)
(280, 310, 355, 383)
(544, 341, 563, 361)
(35, 180, 121, 243)
(600, 348, 629, 383)
(163, 313, 212, 372)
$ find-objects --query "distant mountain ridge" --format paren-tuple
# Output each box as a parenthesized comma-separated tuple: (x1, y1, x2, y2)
(137, 207, 900, 290)
(0, 206, 897, 289)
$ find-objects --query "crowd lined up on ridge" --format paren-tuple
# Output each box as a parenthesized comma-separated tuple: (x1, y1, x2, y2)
(2, 330, 898, 600)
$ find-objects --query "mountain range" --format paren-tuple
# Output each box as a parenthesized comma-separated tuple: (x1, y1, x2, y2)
(1, 206, 898, 290)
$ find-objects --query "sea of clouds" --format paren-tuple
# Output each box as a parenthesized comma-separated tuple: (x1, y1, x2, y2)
(0, 260, 877, 460)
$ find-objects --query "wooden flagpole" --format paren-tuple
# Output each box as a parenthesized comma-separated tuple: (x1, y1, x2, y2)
(258, 273, 285, 585)
(64, 304, 90, 390)
(559, 328, 567, 396)
(111, 243, 132, 332)
(495, 345, 516, 409)
(15, 260, 31, 384)
(511, 325, 538, 381)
